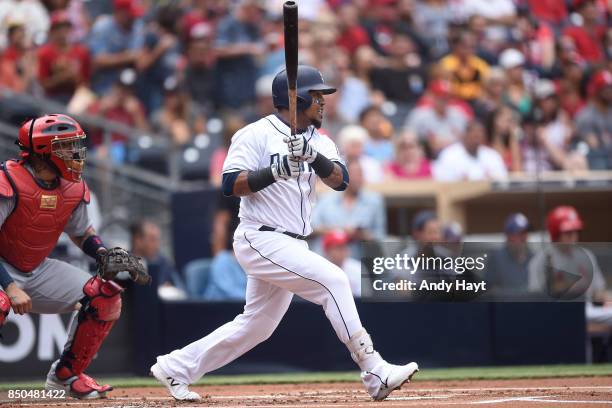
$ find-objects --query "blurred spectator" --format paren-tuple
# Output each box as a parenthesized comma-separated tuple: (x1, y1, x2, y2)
(88, 0, 145, 95)
(405, 80, 470, 157)
(433, 119, 508, 181)
(0, 0, 49, 49)
(313, 160, 386, 258)
(499, 48, 533, 117)
(412, 0, 454, 59)
(438, 30, 490, 103)
(359, 105, 395, 163)
(385, 130, 432, 179)
(43, 0, 91, 42)
(525, 0, 568, 28)
(210, 114, 246, 187)
(214, 0, 265, 109)
(136, 5, 182, 114)
(337, 125, 384, 184)
(574, 70, 612, 169)
(179, 0, 214, 43)
(362, 0, 424, 58)
(183, 21, 217, 115)
(473, 68, 507, 119)
(395, 210, 443, 280)
(528, 206, 612, 327)
(323, 230, 362, 297)
(562, 0, 606, 64)
(37, 11, 91, 104)
(486, 106, 522, 172)
(512, 9, 556, 74)
(369, 31, 427, 108)
(151, 77, 206, 146)
(201, 193, 246, 301)
(555, 51, 587, 118)
(130, 219, 187, 300)
(336, 46, 376, 123)
(0, 23, 37, 93)
(457, 0, 516, 25)
(487, 213, 533, 294)
(335, 3, 370, 56)
(87, 68, 148, 162)
(533, 79, 587, 171)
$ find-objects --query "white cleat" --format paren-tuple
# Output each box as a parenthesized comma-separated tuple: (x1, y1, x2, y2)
(150, 363, 201, 401)
(372, 362, 419, 401)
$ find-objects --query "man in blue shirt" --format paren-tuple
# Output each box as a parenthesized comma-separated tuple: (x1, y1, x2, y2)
(88, 0, 145, 95)
(487, 213, 533, 296)
(214, 0, 265, 109)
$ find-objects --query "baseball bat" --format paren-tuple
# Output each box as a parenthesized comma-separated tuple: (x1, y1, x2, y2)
(283, 1, 298, 138)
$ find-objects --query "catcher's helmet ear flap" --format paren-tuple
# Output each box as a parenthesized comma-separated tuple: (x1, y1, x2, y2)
(272, 65, 336, 111)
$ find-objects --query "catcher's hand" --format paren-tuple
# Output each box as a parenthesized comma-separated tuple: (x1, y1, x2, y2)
(97, 247, 151, 285)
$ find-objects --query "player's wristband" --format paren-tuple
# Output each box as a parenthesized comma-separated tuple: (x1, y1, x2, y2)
(310, 153, 335, 178)
(82, 235, 106, 260)
(247, 167, 276, 192)
(0, 262, 14, 289)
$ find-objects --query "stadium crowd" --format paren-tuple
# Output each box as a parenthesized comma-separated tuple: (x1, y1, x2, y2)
(0, 0, 610, 177)
(1, 0, 611, 304)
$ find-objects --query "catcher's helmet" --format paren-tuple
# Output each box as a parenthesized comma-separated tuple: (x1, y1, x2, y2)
(547, 205, 583, 241)
(17, 114, 87, 183)
(272, 65, 336, 111)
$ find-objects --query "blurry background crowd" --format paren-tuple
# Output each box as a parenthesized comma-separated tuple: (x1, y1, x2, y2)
(0, 0, 611, 304)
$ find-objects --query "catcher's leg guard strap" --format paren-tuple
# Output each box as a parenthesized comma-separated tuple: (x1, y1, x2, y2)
(0, 291, 10, 327)
(345, 328, 382, 372)
(57, 276, 122, 376)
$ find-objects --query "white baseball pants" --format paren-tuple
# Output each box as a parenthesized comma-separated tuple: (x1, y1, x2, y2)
(156, 221, 369, 384)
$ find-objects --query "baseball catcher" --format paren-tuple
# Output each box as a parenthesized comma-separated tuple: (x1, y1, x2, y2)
(0, 114, 149, 399)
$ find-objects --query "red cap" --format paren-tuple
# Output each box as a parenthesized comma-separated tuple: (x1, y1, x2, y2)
(50, 10, 71, 28)
(114, 0, 145, 17)
(429, 80, 451, 97)
(323, 230, 350, 251)
(588, 70, 612, 97)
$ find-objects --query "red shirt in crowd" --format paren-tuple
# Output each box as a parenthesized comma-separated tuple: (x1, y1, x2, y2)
(562, 25, 606, 63)
(385, 159, 432, 179)
(337, 25, 371, 55)
(37, 42, 90, 96)
(526, 0, 568, 25)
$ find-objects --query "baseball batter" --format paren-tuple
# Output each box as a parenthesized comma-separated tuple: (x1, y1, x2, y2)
(152, 65, 418, 401)
(0, 114, 149, 399)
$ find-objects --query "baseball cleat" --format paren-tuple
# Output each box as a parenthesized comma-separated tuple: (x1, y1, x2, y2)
(150, 362, 202, 401)
(371, 362, 419, 401)
(45, 360, 112, 399)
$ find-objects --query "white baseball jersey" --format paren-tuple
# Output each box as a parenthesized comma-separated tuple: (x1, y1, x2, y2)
(222, 114, 342, 236)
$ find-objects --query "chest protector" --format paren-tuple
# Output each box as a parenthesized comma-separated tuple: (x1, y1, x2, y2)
(0, 160, 89, 272)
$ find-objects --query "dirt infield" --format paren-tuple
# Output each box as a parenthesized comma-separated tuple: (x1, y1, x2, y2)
(2, 377, 611, 407)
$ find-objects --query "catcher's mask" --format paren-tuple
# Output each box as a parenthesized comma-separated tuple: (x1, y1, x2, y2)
(17, 114, 87, 183)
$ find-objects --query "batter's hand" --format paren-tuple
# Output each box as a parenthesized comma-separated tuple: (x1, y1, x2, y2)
(5, 283, 32, 315)
(284, 135, 317, 163)
(272, 155, 301, 180)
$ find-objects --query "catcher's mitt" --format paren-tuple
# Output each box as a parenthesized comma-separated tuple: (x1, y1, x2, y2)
(97, 247, 151, 285)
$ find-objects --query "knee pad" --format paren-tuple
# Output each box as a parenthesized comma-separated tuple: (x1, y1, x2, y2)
(57, 277, 122, 377)
(0, 291, 10, 327)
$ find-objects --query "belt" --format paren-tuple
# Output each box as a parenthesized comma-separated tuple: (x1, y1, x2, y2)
(258, 225, 308, 240)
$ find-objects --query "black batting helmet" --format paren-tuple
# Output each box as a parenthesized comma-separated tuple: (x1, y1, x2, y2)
(272, 65, 336, 111)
